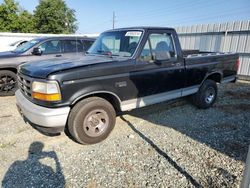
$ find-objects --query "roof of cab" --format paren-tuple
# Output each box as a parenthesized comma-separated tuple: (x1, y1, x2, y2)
(105, 26, 175, 32)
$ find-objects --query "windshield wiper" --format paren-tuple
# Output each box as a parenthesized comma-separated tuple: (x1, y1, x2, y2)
(96, 50, 115, 58)
(97, 50, 111, 55)
(89, 51, 124, 58)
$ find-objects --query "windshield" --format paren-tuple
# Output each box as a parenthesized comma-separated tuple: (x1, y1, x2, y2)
(87, 30, 143, 57)
(13, 39, 40, 53)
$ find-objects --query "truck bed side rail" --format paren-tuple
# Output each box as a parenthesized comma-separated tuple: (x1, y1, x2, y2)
(186, 52, 236, 58)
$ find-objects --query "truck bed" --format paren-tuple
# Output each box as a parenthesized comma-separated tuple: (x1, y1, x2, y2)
(182, 50, 239, 87)
(182, 49, 236, 58)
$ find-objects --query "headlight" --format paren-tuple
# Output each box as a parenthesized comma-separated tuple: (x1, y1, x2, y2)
(32, 81, 61, 101)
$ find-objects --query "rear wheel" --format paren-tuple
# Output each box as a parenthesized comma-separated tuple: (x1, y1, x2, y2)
(0, 70, 17, 96)
(192, 79, 217, 109)
(68, 97, 116, 144)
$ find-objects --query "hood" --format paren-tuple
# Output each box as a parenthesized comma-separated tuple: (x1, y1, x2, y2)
(19, 55, 117, 79)
(0, 51, 21, 58)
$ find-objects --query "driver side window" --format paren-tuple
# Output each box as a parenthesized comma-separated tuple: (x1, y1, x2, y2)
(139, 33, 175, 62)
(140, 40, 152, 62)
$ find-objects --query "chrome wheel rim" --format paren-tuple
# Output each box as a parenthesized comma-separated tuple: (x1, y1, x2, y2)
(83, 109, 109, 137)
(205, 87, 215, 104)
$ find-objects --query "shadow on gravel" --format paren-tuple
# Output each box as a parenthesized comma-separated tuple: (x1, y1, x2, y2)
(125, 83, 250, 162)
(2, 141, 65, 188)
(121, 116, 203, 188)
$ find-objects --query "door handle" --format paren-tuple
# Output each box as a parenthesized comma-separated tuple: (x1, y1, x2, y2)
(55, 54, 62, 57)
(172, 62, 181, 66)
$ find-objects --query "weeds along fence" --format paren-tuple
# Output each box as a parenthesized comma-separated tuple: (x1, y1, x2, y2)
(175, 20, 250, 80)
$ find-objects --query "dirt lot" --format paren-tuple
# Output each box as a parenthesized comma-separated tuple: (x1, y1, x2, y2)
(0, 82, 250, 188)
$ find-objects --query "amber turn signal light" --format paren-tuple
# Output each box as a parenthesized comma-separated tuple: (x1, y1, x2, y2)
(32, 92, 61, 101)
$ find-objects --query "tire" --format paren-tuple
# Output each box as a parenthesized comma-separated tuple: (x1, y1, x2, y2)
(68, 97, 116, 144)
(192, 79, 218, 109)
(0, 70, 17, 96)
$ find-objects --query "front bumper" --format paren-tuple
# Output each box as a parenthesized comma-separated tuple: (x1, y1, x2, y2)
(15, 90, 70, 134)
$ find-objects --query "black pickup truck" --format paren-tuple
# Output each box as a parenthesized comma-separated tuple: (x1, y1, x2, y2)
(15, 27, 239, 144)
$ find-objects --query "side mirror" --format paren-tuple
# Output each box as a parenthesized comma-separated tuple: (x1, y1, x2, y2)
(32, 47, 42, 56)
(154, 51, 171, 62)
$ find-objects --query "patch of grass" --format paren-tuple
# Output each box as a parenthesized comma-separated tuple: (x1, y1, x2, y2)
(0, 141, 17, 149)
(225, 141, 244, 151)
(17, 127, 29, 134)
(214, 123, 238, 131)
(0, 115, 12, 119)
(216, 104, 250, 114)
(226, 90, 250, 100)
(223, 83, 236, 90)
(86, 177, 97, 188)
(238, 104, 250, 111)
(204, 167, 237, 187)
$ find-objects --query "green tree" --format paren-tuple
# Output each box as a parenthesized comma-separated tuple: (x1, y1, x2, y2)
(34, 0, 78, 34)
(17, 10, 35, 33)
(0, 0, 35, 33)
(0, 0, 20, 32)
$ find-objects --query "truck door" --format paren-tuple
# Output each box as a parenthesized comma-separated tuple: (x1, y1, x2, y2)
(133, 30, 185, 98)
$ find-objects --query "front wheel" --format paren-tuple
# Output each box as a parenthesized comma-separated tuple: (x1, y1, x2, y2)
(68, 97, 116, 144)
(192, 79, 218, 109)
(0, 70, 18, 96)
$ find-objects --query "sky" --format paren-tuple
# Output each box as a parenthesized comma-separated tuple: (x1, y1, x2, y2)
(1, 0, 250, 34)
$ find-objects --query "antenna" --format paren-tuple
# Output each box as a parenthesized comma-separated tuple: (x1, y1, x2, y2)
(112, 11, 116, 29)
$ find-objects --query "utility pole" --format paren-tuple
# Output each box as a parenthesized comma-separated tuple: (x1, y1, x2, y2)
(112, 11, 116, 29)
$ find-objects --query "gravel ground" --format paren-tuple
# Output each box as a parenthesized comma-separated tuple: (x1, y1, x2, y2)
(0, 81, 250, 188)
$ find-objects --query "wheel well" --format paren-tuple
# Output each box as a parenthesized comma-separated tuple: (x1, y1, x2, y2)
(72, 93, 121, 113)
(0, 68, 17, 74)
(206, 73, 222, 83)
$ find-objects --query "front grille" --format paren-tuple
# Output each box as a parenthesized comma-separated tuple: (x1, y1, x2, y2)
(18, 73, 32, 98)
